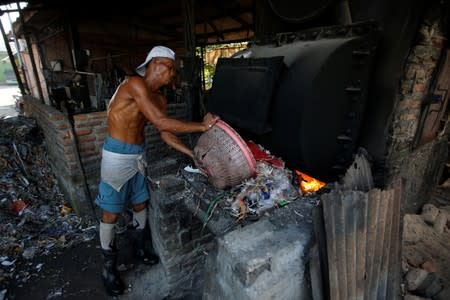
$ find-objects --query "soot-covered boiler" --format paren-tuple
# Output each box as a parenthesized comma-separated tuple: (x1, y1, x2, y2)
(207, 21, 379, 181)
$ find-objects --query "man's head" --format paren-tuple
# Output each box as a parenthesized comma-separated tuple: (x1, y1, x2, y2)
(136, 45, 175, 77)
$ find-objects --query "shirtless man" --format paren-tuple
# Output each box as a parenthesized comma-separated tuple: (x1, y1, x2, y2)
(96, 46, 219, 296)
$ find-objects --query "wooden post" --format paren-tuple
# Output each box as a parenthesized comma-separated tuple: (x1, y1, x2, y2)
(17, 2, 44, 103)
(0, 14, 25, 95)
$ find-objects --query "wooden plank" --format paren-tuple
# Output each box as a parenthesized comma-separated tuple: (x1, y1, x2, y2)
(417, 50, 450, 146)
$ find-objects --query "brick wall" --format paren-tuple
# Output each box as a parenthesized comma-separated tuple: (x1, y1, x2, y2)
(385, 4, 447, 213)
(386, 5, 445, 177)
(146, 159, 215, 298)
(24, 97, 89, 214)
(72, 111, 108, 199)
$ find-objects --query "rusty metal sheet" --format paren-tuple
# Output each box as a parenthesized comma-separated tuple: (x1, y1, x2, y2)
(387, 179, 403, 299)
(344, 192, 357, 299)
(355, 191, 368, 300)
(364, 189, 380, 299)
(322, 191, 340, 300)
(377, 190, 394, 299)
(321, 185, 402, 300)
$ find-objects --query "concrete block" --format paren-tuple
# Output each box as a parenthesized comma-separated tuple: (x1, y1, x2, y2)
(203, 219, 312, 300)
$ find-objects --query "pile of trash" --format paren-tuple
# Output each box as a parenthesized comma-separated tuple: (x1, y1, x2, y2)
(226, 161, 299, 220)
(0, 116, 96, 290)
(223, 141, 325, 221)
(182, 140, 327, 223)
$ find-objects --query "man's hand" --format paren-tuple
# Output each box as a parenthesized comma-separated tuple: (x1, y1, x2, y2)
(202, 113, 220, 131)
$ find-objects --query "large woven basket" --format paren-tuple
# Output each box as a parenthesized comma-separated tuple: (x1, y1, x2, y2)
(194, 120, 256, 189)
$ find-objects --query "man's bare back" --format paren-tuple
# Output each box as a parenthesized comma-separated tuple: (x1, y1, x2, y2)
(107, 77, 153, 144)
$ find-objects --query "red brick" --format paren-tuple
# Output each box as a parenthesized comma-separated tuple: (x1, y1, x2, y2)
(415, 69, 426, 79)
(57, 123, 69, 129)
(75, 121, 103, 128)
(399, 113, 419, 121)
(431, 36, 444, 49)
(77, 135, 97, 143)
(91, 112, 107, 119)
(65, 153, 77, 162)
(413, 83, 427, 93)
(75, 129, 93, 136)
(95, 127, 109, 134)
(398, 99, 422, 110)
(73, 114, 89, 121)
(78, 144, 96, 152)
(50, 114, 64, 121)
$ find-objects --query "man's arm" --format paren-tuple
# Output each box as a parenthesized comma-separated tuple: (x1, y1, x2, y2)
(130, 77, 217, 133)
(160, 131, 194, 159)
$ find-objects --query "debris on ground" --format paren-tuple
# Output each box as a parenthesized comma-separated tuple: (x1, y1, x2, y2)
(0, 116, 97, 294)
(402, 203, 450, 299)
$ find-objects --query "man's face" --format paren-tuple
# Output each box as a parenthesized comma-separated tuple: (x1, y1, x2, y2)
(151, 57, 175, 85)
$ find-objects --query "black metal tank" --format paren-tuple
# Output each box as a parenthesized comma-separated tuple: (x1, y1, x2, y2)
(208, 22, 378, 181)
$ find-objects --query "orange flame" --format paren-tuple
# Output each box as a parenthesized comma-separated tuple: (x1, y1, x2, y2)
(295, 170, 326, 194)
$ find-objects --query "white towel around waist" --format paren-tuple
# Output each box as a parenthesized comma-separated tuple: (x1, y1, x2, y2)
(101, 149, 147, 192)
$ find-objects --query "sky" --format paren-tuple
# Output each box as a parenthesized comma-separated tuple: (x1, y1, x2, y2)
(0, 2, 27, 52)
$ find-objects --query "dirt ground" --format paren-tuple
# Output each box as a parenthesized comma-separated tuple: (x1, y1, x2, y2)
(5, 239, 108, 300)
(3, 231, 168, 300)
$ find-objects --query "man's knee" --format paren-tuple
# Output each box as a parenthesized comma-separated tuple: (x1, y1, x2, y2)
(133, 201, 148, 212)
(102, 211, 120, 224)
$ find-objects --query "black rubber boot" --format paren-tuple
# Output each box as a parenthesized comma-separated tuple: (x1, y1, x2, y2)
(133, 228, 159, 265)
(101, 249, 125, 296)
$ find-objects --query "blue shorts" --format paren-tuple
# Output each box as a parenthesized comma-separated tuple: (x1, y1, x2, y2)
(95, 136, 149, 213)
